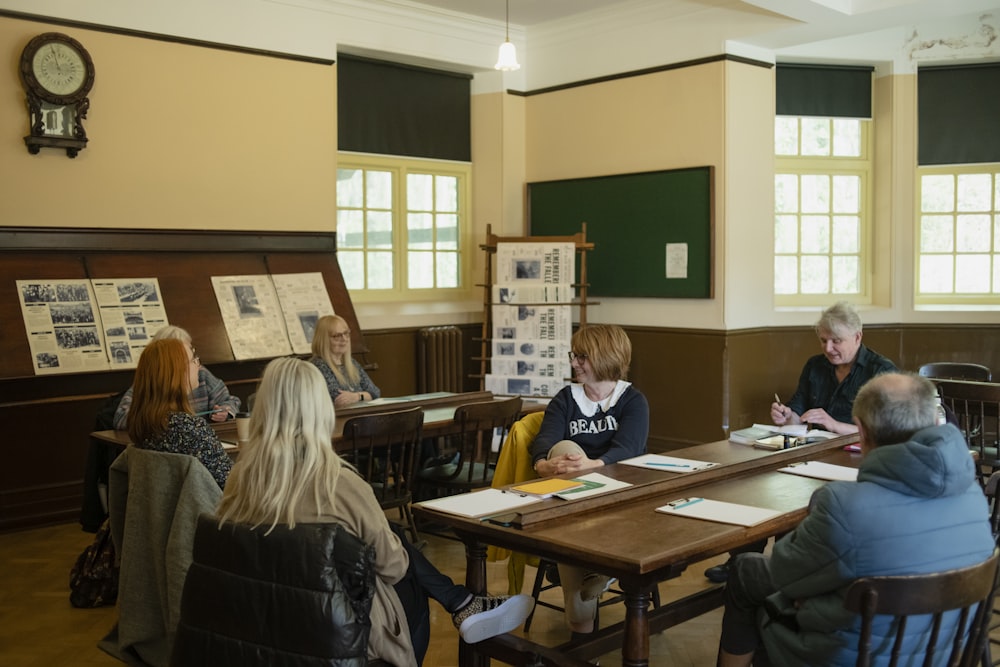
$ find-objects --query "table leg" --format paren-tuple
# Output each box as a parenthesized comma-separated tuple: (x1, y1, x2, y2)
(459, 537, 488, 667)
(621, 586, 651, 667)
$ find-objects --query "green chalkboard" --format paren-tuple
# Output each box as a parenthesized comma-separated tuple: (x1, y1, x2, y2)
(528, 167, 714, 298)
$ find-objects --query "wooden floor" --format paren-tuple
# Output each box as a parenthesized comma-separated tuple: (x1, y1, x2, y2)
(0, 520, 728, 666)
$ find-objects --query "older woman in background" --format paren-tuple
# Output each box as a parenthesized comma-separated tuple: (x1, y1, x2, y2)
(530, 324, 649, 638)
(126, 338, 232, 489)
(309, 314, 381, 408)
(114, 325, 241, 430)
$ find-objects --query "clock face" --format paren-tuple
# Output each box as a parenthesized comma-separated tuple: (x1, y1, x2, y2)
(32, 42, 87, 96)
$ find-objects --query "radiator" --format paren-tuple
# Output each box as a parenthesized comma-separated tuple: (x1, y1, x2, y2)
(417, 326, 464, 393)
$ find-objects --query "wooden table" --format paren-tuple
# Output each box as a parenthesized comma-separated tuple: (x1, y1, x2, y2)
(412, 434, 862, 667)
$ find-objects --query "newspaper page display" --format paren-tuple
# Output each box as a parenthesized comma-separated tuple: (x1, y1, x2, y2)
(91, 278, 169, 368)
(487, 242, 576, 398)
(271, 272, 336, 354)
(211, 275, 293, 360)
(16, 279, 110, 375)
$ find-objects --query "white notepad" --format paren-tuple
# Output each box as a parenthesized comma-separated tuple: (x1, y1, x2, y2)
(656, 497, 783, 526)
(778, 461, 858, 482)
(416, 488, 541, 518)
(620, 453, 717, 472)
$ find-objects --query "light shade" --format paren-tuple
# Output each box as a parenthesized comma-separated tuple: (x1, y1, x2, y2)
(495, 40, 520, 71)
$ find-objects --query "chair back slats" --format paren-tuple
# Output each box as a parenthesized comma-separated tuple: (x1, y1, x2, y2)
(919, 363, 992, 382)
(844, 551, 1000, 667)
(935, 380, 1000, 474)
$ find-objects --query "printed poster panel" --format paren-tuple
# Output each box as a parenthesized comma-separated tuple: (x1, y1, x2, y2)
(496, 242, 575, 285)
(271, 272, 336, 355)
(16, 279, 110, 375)
(211, 275, 292, 360)
(491, 304, 572, 343)
(485, 373, 566, 398)
(492, 283, 574, 304)
(491, 339, 571, 380)
(91, 278, 168, 368)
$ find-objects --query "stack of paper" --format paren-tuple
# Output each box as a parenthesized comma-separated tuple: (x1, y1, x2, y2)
(620, 454, 716, 472)
(416, 488, 541, 518)
(552, 472, 632, 499)
(778, 461, 858, 482)
(509, 478, 585, 498)
(656, 497, 784, 526)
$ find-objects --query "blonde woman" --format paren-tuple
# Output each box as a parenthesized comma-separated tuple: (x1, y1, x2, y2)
(309, 315, 381, 408)
(216, 357, 532, 666)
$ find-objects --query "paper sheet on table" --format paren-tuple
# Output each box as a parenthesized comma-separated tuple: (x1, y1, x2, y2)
(416, 488, 541, 518)
(553, 472, 632, 500)
(620, 453, 716, 472)
(656, 497, 783, 526)
(778, 461, 858, 482)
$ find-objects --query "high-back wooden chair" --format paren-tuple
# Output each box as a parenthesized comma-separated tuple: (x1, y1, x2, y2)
(340, 407, 425, 544)
(843, 550, 999, 667)
(936, 380, 1000, 480)
(919, 363, 992, 382)
(418, 396, 522, 495)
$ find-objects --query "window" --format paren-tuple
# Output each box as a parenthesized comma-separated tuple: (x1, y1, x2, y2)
(774, 117, 872, 304)
(916, 166, 1000, 304)
(336, 154, 470, 298)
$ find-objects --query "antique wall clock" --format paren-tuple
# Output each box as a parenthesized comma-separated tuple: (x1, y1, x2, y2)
(19, 32, 96, 158)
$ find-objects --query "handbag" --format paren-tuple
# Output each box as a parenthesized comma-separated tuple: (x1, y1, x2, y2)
(69, 517, 119, 608)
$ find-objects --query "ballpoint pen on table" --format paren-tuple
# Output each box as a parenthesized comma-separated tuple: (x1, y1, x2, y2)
(647, 462, 692, 468)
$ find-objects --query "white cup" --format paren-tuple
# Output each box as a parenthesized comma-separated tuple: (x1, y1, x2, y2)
(235, 412, 251, 442)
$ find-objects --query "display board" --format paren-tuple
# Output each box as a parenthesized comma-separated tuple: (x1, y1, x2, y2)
(528, 166, 714, 298)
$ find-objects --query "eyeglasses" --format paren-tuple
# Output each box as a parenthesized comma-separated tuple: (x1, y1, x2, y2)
(568, 352, 589, 363)
(190, 355, 200, 366)
(330, 331, 351, 341)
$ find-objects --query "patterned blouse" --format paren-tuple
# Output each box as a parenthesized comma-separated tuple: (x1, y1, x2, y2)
(309, 356, 381, 402)
(134, 412, 232, 489)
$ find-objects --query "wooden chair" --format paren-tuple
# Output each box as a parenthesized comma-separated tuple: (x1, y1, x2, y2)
(418, 396, 523, 495)
(919, 363, 992, 382)
(936, 380, 1000, 480)
(843, 550, 999, 667)
(340, 407, 425, 544)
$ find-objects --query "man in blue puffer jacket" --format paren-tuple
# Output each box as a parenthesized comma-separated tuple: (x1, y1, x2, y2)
(717, 372, 995, 666)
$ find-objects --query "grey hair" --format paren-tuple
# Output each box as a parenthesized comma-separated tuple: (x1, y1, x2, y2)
(816, 301, 863, 337)
(152, 325, 192, 343)
(852, 372, 938, 447)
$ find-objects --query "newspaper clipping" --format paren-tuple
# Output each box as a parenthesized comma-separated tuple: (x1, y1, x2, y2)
(16, 279, 110, 375)
(271, 272, 336, 354)
(91, 278, 169, 368)
(496, 242, 575, 285)
(211, 274, 293, 360)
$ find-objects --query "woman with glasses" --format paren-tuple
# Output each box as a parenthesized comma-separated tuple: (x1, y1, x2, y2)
(127, 338, 233, 489)
(309, 314, 381, 408)
(113, 325, 242, 430)
(529, 323, 649, 638)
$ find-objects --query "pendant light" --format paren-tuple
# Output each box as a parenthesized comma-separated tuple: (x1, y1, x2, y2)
(495, 0, 520, 71)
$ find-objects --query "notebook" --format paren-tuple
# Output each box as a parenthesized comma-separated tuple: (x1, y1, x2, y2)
(656, 497, 784, 527)
(509, 477, 585, 498)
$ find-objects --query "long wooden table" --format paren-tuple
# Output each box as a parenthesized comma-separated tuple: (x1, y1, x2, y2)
(412, 434, 862, 667)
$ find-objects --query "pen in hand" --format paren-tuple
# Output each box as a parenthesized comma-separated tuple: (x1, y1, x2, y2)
(774, 393, 782, 406)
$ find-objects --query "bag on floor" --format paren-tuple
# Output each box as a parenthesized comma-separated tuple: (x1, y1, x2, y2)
(69, 518, 119, 608)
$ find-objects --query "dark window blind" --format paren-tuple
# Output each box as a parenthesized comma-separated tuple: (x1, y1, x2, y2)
(776, 64, 873, 119)
(337, 54, 471, 161)
(918, 64, 1000, 165)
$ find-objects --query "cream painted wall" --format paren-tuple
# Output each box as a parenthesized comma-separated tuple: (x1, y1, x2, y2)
(1, 17, 337, 231)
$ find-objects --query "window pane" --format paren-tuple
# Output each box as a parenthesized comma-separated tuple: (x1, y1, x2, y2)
(956, 254, 990, 292)
(339, 251, 365, 290)
(996, 214, 1000, 252)
(437, 214, 458, 249)
(407, 213, 433, 250)
(436, 252, 459, 288)
(337, 210, 364, 248)
(775, 256, 798, 294)
(801, 118, 830, 156)
(407, 173, 433, 210)
(368, 211, 393, 249)
(775, 117, 798, 155)
(832, 216, 859, 253)
(920, 215, 954, 252)
(775, 175, 799, 213)
(800, 175, 829, 213)
(775, 215, 798, 253)
(367, 251, 393, 289)
(800, 255, 830, 293)
(919, 255, 953, 293)
(832, 119, 861, 157)
(408, 251, 433, 288)
(921, 174, 954, 213)
(957, 173, 991, 212)
(832, 256, 859, 293)
(956, 214, 991, 252)
(832, 175, 859, 213)
(436, 175, 458, 212)
(367, 171, 393, 209)
(337, 169, 363, 207)
(801, 215, 830, 253)
(995, 256, 1000, 292)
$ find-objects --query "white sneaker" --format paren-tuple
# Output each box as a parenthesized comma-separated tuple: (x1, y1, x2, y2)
(452, 594, 535, 644)
(580, 573, 617, 601)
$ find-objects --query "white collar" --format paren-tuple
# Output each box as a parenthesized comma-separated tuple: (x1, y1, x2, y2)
(570, 381, 630, 417)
